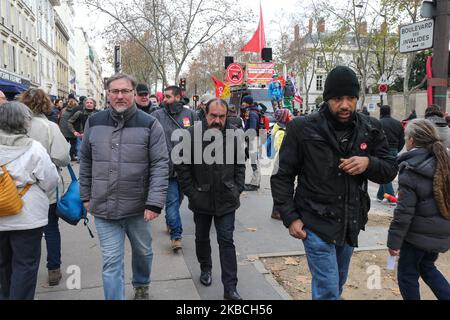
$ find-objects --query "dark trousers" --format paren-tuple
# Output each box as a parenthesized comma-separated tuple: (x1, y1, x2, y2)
(0, 227, 44, 300)
(44, 204, 61, 271)
(65, 137, 77, 158)
(398, 241, 450, 300)
(194, 212, 237, 291)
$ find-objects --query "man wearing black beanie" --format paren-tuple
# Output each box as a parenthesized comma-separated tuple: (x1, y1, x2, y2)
(271, 66, 398, 300)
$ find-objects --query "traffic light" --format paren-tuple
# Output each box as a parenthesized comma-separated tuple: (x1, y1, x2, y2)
(179, 78, 187, 91)
(192, 95, 199, 102)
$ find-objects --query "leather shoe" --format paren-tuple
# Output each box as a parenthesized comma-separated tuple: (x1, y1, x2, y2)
(244, 184, 259, 191)
(200, 271, 212, 286)
(224, 289, 242, 300)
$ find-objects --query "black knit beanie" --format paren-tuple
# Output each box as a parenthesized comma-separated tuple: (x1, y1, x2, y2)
(323, 66, 360, 101)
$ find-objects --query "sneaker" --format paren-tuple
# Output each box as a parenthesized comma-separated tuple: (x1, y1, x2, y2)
(133, 286, 149, 300)
(48, 269, 62, 286)
(171, 239, 182, 251)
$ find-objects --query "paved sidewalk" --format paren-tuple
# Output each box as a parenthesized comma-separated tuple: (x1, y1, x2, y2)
(35, 162, 394, 300)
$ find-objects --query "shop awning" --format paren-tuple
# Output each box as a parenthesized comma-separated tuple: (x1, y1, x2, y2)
(0, 78, 28, 94)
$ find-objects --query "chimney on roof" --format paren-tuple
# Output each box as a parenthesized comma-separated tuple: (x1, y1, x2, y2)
(294, 24, 300, 42)
(318, 18, 325, 33)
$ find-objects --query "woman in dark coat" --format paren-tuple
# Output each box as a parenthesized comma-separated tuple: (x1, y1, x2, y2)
(387, 119, 450, 300)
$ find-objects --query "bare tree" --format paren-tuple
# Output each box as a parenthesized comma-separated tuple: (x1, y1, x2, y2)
(81, 0, 248, 84)
(382, 0, 423, 117)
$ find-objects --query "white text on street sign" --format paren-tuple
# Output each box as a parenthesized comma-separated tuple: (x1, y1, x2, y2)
(399, 19, 434, 53)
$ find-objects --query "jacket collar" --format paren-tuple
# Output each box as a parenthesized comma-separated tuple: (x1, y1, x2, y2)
(110, 104, 137, 123)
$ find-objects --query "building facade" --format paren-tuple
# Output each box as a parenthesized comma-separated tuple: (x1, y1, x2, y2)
(0, 0, 38, 99)
(54, 9, 69, 98)
(75, 27, 104, 107)
(36, 0, 59, 99)
(55, 0, 76, 95)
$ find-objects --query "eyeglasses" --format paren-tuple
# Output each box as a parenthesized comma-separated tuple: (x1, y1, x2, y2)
(108, 89, 134, 95)
(137, 93, 149, 97)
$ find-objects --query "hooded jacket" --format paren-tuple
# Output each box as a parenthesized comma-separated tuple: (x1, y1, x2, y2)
(79, 104, 169, 220)
(0, 130, 59, 231)
(28, 113, 71, 204)
(387, 148, 450, 253)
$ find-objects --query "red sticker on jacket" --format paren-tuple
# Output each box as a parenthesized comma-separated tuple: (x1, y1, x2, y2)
(360, 143, 368, 151)
(183, 117, 191, 127)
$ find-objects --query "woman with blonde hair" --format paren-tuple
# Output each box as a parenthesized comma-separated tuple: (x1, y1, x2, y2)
(388, 119, 450, 300)
(19, 88, 70, 286)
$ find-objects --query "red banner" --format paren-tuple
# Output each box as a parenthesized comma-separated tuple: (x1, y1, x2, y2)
(246, 62, 275, 84)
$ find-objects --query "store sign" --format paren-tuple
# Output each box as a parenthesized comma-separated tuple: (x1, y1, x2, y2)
(0, 70, 22, 83)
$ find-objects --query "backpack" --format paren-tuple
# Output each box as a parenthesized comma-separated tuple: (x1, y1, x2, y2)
(0, 165, 31, 217)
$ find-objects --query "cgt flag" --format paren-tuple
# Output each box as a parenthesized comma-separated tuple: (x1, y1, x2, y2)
(211, 76, 230, 98)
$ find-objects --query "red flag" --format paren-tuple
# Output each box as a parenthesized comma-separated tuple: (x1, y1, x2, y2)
(211, 76, 225, 98)
(241, 5, 265, 53)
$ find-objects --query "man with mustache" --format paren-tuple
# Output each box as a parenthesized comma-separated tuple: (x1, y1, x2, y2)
(271, 66, 398, 300)
(176, 99, 245, 300)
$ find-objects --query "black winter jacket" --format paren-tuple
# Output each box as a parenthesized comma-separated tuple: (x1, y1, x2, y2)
(379, 115, 405, 152)
(271, 107, 398, 247)
(175, 120, 246, 216)
(152, 102, 198, 178)
(387, 148, 450, 253)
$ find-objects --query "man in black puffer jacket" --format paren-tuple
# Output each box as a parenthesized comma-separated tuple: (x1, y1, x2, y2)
(271, 66, 398, 300)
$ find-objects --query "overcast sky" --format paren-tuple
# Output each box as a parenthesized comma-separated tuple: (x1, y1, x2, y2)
(73, 0, 346, 76)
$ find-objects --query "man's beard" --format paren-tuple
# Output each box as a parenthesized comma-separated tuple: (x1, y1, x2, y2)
(330, 108, 355, 123)
(113, 105, 128, 113)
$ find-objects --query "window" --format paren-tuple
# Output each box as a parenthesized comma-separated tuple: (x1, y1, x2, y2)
(316, 75, 323, 91)
(317, 56, 324, 69)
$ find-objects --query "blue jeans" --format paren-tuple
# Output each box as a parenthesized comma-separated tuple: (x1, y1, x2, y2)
(44, 203, 61, 271)
(398, 241, 450, 300)
(94, 215, 153, 300)
(76, 137, 82, 160)
(377, 148, 398, 200)
(302, 229, 354, 300)
(165, 178, 183, 240)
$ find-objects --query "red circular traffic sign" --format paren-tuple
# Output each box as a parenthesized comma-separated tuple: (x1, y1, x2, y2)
(378, 84, 388, 93)
(226, 63, 244, 85)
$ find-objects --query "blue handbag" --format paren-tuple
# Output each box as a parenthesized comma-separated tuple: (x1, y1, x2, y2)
(56, 164, 94, 238)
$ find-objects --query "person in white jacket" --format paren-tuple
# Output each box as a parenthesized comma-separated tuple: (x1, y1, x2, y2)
(20, 88, 70, 286)
(0, 102, 59, 300)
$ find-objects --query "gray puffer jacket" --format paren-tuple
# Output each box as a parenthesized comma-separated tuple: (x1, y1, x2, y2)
(388, 148, 450, 253)
(152, 102, 198, 178)
(79, 105, 169, 220)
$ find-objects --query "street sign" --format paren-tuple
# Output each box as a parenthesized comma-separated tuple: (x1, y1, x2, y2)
(378, 84, 388, 93)
(399, 19, 434, 53)
(226, 63, 244, 85)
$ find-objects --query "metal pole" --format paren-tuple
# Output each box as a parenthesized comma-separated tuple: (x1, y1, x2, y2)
(431, 0, 450, 113)
(194, 83, 198, 109)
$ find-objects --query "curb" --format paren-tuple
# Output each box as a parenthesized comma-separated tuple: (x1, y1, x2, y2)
(248, 245, 388, 300)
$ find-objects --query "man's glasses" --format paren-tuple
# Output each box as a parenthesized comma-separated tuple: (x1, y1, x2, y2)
(109, 89, 134, 95)
(137, 93, 149, 97)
